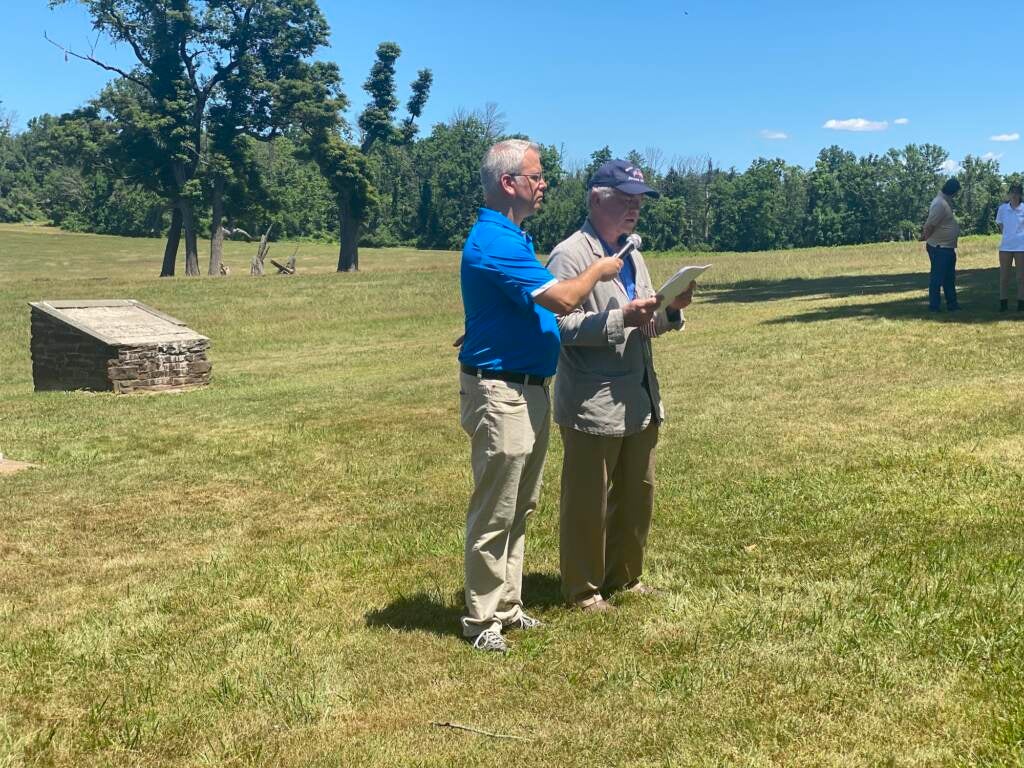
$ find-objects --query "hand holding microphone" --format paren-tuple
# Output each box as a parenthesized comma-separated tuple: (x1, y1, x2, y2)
(615, 233, 642, 260)
(595, 233, 641, 283)
(595, 256, 623, 281)
(612, 233, 659, 325)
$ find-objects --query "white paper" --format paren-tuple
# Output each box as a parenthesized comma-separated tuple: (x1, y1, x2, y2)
(656, 264, 711, 304)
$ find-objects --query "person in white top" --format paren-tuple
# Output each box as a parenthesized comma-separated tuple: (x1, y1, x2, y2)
(996, 182, 1024, 312)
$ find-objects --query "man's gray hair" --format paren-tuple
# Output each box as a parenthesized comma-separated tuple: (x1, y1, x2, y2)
(481, 139, 540, 199)
(587, 185, 616, 211)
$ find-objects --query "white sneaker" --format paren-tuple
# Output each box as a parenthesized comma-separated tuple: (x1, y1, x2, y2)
(470, 629, 508, 653)
(505, 613, 542, 631)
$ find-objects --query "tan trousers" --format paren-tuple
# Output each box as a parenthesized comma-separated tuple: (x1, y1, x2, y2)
(559, 422, 658, 605)
(999, 251, 1024, 300)
(459, 372, 550, 637)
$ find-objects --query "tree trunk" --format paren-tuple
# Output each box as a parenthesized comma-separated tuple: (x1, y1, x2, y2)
(208, 176, 225, 276)
(160, 206, 184, 277)
(337, 195, 359, 272)
(182, 201, 201, 277)
(251, 233, 269, 276)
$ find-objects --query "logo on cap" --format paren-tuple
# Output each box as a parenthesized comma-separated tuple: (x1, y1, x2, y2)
(625, 166, 645, 182)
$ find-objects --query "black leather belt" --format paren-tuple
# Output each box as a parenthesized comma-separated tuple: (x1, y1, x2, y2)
(461, 364, 550, 386)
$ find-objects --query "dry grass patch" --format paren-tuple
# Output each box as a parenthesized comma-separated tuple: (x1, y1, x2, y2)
(1, 226, 1023, 766)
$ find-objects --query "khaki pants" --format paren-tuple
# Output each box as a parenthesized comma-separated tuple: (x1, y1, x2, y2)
(559, 422, 658, 605)
(999, 251, 1024, 300)
(459, 372, 550, 638)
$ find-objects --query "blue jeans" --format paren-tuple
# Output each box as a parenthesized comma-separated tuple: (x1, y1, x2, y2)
(926, 245, 958, 311)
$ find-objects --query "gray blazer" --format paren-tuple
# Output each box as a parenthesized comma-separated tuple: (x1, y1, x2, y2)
(546, 220, 684, 437)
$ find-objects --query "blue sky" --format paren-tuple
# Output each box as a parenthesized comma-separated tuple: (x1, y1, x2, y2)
(2, 1, 1017, 174)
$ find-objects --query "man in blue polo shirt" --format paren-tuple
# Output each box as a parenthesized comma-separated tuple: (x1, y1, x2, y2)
(458, 139, 623, 652)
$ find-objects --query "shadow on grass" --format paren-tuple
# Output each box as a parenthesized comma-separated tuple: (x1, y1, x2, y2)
(521, 571, 564, 609)
(706, 269, 926, 304)
(364, 572, 562, 638)
(365, 593, 462, 637)
(704, 267, 1021, 325)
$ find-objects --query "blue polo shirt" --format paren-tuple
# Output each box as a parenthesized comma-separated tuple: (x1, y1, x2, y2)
(459, 208, 560, 377)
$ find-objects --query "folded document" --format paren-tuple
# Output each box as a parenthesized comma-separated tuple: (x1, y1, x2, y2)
(656, 264, 712, 305)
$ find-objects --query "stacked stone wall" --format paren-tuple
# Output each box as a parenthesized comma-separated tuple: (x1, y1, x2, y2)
(108, 341, 211, 393)
(31, 309, 115, 391)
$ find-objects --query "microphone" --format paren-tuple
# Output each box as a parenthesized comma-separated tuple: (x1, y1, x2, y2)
(612, 233, 642, 259)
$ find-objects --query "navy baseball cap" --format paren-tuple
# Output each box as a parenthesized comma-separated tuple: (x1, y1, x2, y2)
(588, 159, 660, 198)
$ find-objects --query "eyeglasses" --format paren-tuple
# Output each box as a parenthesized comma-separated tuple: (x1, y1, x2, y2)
(610, 190, 645, 208)
(508, 173, 545, 184)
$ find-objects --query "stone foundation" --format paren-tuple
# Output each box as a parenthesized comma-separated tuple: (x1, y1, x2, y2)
(108, 340, 212, 393)
(30, 311, 116, 391)
(29, 300, 211, 394)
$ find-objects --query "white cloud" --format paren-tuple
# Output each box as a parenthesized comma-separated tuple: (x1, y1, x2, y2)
(760, 130, 789, 140)
(940, 159, 962, 174)
(894, 117, 910, 125)
(990, 132, 1020, 142)
(823, 118, 888, 132)
(982, 152, 1003, 161)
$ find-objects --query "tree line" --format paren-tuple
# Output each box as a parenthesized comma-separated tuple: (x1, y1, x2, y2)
(0, 2, 1021, 273)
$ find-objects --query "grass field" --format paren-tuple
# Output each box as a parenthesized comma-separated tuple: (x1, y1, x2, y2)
(1, 223, 1022, 767)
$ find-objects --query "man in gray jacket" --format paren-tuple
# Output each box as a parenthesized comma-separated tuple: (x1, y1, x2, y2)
(546, 160, 694, 612)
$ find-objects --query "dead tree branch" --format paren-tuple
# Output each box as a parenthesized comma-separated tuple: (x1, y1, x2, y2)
(44, 31, 150, 93)
(430, 722, 531, 742)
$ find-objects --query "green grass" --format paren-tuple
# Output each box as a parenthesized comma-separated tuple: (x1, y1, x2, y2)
(1, 223, 1023, 767)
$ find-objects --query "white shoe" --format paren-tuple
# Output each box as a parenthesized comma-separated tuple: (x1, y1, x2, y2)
(505, 613, 542, 631)
(470, 629, 508, 653)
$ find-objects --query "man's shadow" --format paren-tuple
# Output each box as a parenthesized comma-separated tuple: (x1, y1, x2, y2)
(704, 267, 1014, 324)
(364, 572, 563, 637)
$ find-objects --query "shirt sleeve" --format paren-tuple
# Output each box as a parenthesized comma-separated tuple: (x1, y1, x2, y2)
(483, 233, 557, 309)
(530, 278, 558, 298)
(996, 204, 1007, 226)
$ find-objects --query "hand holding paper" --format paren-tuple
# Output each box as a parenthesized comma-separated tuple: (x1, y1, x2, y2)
(656, 264, 711, 306)
(622, 296, 660, 327)
(668, 281, 696, 310)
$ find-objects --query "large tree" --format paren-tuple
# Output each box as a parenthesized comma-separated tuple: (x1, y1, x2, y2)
(327, 41, 432, 272)
(50, 0, 331, 276)
(298, 42, 431, 272)
(277, 59, 372, 270)
(205, 0, 330, 275)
